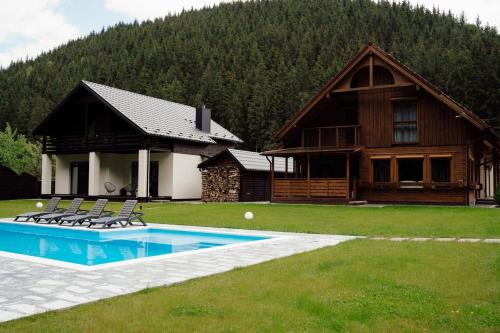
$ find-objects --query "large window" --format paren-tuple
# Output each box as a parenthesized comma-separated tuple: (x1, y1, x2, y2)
(372, 159, 390, 183)
(398, 158, 423, 188)
(431, 158, 451, 183)
(393, 101, 417, 143)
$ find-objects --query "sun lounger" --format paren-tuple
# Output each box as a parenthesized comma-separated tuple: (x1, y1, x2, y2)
(58, 199, 112, 226)
(14, 197, 62, 222)
(35, 198, 84, 224)
(87, 200, 146, 228)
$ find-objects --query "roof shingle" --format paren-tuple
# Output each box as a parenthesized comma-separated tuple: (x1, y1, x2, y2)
(82, 80, 242, 144)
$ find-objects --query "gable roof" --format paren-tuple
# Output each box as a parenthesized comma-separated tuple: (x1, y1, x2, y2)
(198, 148, 293, 172)
(35, 80, 242, 144)
(276, 42, 489, 140)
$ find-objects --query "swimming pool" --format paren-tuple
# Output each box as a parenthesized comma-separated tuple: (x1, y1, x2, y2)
(0, 222, 269, 267)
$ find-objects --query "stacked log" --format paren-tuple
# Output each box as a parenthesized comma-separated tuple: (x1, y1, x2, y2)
(201, 166, 240, 202)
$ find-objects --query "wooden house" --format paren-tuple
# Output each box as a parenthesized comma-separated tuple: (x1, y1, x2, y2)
(263, 43, 499, 205)
(33, 81, 242, 200)
(198, 149, 291, 202)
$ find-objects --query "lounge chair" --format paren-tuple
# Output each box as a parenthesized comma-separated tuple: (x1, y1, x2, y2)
(35, 198, 84, 224)
(58, 199, 112, 226)
(14, 197, 62, 222)
(87, 200, 146, 228)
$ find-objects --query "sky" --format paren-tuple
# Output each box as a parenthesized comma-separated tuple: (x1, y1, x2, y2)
(0, 0, 498, 68)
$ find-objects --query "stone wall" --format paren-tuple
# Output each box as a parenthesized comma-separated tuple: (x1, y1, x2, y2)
(201, 166, 240, 202)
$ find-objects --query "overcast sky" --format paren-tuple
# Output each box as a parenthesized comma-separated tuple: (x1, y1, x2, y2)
(0, 0, 498, 68)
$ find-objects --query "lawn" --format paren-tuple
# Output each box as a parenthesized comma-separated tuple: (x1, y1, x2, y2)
(0, 240, 497, 332)
(0, 199, 499, 238)
(0, 200, 498, 332)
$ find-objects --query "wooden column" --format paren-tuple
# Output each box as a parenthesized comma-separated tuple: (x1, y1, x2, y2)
(271, 156, 275, 199)
(285, 157, 288, 178)
(346, 153, 350, 199)
(369, 55, 374, 87)
(307, 154, 311, 198)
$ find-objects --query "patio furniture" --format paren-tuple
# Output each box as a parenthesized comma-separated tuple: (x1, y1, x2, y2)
(87, 200, 146, 228)
(104, 182, 117, 195)
(58, 199, 113, 226)
(35, 198, 84, 224)
(14, 197, 62, 222)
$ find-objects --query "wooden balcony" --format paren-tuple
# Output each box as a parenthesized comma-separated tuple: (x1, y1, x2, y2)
(273, 178, 348, 198)
(302, 125, 360, 148)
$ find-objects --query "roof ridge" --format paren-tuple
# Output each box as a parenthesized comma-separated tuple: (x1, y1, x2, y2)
(81, 80, 195, 110)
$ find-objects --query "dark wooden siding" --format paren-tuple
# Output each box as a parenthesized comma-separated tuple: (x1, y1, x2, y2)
(240, 171, 270, 201)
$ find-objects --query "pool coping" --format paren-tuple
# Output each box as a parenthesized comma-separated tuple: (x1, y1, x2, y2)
(0, 219, 291, 271)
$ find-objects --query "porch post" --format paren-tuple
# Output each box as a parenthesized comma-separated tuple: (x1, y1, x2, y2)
(88, 152, 100, 196)
(41, 154, 52, 195)
(346, 153, 350, 199)
(307, 153, 311, 198)
(271, 156, 275, 200)
(137, 149, 149, 198)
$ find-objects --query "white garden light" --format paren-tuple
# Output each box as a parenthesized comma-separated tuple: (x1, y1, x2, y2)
(36, 202, 43, 208)
(244, 211, 254, 220)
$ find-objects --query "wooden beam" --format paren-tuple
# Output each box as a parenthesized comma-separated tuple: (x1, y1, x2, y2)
(332, 82, 415, 94)
(285, 157, 288, 178)
(369, 55, 373, 87)
(307, 154, 311, 198)
(346, 153, 350, 199)
(271, 156, 275, 199)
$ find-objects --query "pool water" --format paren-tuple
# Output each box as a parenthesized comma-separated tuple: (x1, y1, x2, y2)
(0, 222, 268, 266)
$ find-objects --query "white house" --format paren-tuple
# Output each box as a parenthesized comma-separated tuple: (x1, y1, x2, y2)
(34, 80, 242, 200)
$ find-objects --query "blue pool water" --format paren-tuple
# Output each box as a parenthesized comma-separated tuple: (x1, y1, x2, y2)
(0, 222, 268, 266)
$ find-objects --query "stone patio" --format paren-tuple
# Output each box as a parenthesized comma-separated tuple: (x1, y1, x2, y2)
(0, 222, 357, 322)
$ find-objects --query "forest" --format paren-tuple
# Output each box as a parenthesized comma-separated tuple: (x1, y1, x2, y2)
(0, 0, 498, 151)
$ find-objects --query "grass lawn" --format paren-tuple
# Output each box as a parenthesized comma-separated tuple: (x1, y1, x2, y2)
(0, 240, 497, 332)
(0, 199, 499, 238)
(0, 200, 498, 331)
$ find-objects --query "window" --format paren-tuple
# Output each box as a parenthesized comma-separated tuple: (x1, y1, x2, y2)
(398, 158, 423, 188)
(431, 158, 451, 183)
(393, 101, 417, 143)
(373, 159, 390, 182)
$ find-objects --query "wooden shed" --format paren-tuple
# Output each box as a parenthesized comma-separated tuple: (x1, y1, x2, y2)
(198, 149, 291, 202)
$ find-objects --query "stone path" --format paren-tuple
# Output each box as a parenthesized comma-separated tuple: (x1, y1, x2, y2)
(0, 223, 356, 323)
(369, 236, 500, 243)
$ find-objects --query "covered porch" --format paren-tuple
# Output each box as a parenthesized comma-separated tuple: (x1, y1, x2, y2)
(40, 149, 203, 200)
(264, 147, 360, 203)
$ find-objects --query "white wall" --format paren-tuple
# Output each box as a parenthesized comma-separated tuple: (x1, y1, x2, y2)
(171, 153, 203, 199)
(54, 154, 88, 195)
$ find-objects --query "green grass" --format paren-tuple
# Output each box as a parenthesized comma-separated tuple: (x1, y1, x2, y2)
(1, 199, 499, 238)
(0, 240, 498, 332)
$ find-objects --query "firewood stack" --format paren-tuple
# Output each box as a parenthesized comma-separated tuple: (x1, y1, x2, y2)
(201, 166, 240, 202)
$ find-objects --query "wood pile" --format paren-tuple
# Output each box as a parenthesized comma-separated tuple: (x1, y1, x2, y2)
(201, 166, 240, 202)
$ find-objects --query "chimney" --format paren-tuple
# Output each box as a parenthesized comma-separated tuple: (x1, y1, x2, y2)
(196, 105, 211, 132)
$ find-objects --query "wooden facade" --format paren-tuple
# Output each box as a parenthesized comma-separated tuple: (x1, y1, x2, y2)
(264, 43, 499, 205)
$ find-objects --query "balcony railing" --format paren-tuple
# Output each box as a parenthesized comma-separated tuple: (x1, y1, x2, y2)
(302, 125, 360, 148)
(43, 133, 148, 153)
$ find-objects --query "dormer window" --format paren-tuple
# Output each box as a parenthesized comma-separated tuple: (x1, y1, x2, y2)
(393, 101, 417, 143)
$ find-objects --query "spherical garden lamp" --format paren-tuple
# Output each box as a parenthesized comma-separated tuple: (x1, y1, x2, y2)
(244, 211, 254, 220)
(36, 202, 43, 208)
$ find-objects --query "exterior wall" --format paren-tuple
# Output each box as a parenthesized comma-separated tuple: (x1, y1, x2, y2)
(54, 154, 88, 195)
(171, 153, 203, 199)
(201, 156, 240, 202)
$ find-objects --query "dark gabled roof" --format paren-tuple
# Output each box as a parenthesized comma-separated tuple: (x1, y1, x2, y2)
(34, 80, 242, 144)
(198, 149, 293, 172)
(275, 42, 489, 140)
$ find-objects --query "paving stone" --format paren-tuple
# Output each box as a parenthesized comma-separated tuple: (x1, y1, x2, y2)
(389, 237, 409, 241)
(66, 286, 90, 294)
(484, 239, 500, 243)
(29, 287, 53, 294)
(40, 300, 74, 310)
(7, 304, 39, 314)
(0, 310, 21, 322)
(410, 238, 431, 242)
(435, 238, 456, 242)
(457, 238, 481, 243)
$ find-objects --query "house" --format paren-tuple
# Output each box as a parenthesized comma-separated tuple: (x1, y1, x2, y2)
(198, 149, 292, 202)
(262, 43, 499, 205)
(33, 81, 242, 200)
